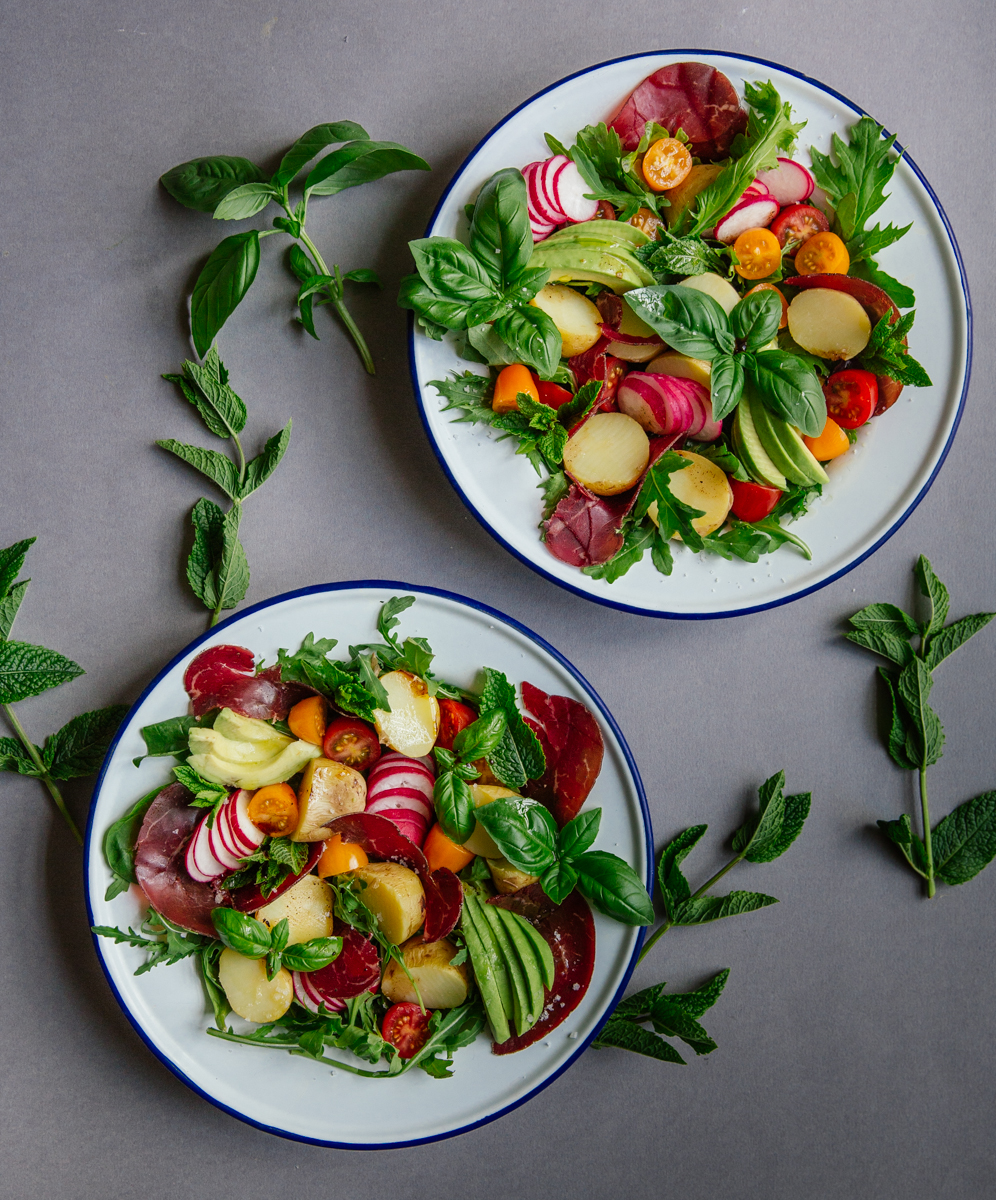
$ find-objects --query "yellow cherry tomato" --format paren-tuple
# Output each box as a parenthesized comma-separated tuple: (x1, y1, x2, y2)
(641, 138, 693, 193)
(794, 231, 850, 275)
(287, 695, 327, 747)
(247, 783, 299, 836)
(316, 834, 369, 879)
(803, 415, 851, 461)
(733, 228, 782, 280)
(628, 206, 665, 239)
(744, 282, 788, 329)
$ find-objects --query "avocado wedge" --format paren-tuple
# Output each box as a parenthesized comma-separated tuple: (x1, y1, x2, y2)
(748, 392, 829, 487)
(493, 905, 547, 1030)
(528, 244, 652, 293)
(478, 901, 533, 1036)
(732, 398, 788, 490)
(461, 897, 511, 1043)
(502, 907, 555, 991)
(540, 219, 651, 250)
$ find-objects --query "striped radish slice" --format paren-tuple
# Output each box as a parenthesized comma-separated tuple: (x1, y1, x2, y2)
(549, 160, 598, 223)
(216, 800, 249, 860)
(539, 156, 571, 222)
(368, 755, 434, 798)
(293, 971, 320, 1013)
(185, 817, 227, 882)
(207, 815, 243, 871)
(369, 810, 428, 847)
(523, 161, 563, 226)
(530, 217, 557, 242)
(230, 788, 267, 852)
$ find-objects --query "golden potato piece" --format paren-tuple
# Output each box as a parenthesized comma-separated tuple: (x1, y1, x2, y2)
(218, 948, 293, 1023)
(648, 450, 733, 537)
(256, 874, 334, 944)
(787, 288, 871, 360)
(373, 671, 440, 758)
(293, 757, 366, 842)
(487, 856, 539, 895)
(462, 785, 520, 858)
(348, 861, 424, 944)
(563, 412, 650, 496)
(530, 283, 602, 357)
(647, 351, 712, 389)
(381, 936, 469, 1008)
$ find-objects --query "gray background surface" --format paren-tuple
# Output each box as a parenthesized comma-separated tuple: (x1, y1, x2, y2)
(1, 1, 993, 1196)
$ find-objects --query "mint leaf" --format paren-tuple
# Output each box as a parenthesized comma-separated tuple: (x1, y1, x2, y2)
(848, 602, 920, 640)
(41, 705, 128, 780)
(670, 890, 778, 924)
(592, 1017, 687, 1063)
(479, 668, 545, 789)
(0, 736, 41, 776)
(156, 440, 240, 499)
(877, 814, 928, 878)
(0, 537, 34, 603)
(915, 555, 950, 641)
(186, 499, 248, 614)
(652, 968, 730, 1020)
(897, 658, 945, 768)
(732, 770, 811, 863)
(649, 1009, 717, 1055)
(176, 357, 248, 437)
(0, 580, 29, 643)
(878, 667, 917, 771)
(0, 640, 84, 704)
(932, 792, 996, 886)
(925, 613, 996, 671)
(239, 421, 292, 499)
(656, 824, 707, 918)
(845, 627, 916, 666)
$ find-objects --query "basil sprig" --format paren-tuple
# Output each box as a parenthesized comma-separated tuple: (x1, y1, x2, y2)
(474, 800, 654, 925)
(625, 284, 825, 436)
(211, 908, 342, 981)
(400, 169, 560, 376)
(432, 711, 508, 844)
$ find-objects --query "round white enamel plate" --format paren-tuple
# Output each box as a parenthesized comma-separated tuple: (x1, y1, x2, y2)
(85, 582, 651, 1147)
(410, 50, 971, 618)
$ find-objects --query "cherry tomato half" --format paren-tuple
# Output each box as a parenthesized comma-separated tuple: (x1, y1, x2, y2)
(794, 231, 849, 275)
(744, 283, 788, 329)
(435, 698, 478, 751)
(382, 1002, 432, 1059)
(733, 228, 781, 280)
(823, 369, 878, 428)
(322, 716, 381, 771)
(729, 479, 783, 524)
(769, 203, 830, 249)
(536, 381, 574, 410)
(641, 137, 692, 192)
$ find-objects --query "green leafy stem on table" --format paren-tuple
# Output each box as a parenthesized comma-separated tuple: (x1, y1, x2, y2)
(0, 538, 126, 843)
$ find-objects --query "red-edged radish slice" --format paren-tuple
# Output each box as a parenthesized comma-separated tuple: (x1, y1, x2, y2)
(208, 815, 243, 870)
(231, 788, 267, 851)
(755, 158, 815, 205)
(184, 830, 215, 883)
(293, 971, 320, 1013)
(530, 217, 557, 242)
(550, 159, 599, 223)
(185, 818, 227, 882)
(714, 198, 779, 244)
(216, 800, 248, 860)
(367, 790, 433, 821)
(368, 753, 434, 795)
(741, 180, 771, 200)
(523, 161, 563, 226)
(682, 380, 722, 441)
(539, 156, 570, 222)
(617, 374, 694, 437)
(599, 323, 664, 364)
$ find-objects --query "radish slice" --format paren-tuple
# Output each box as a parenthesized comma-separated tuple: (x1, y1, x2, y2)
(207, 817, 243, 871)
(550, 160, 599, 223)
(293, 971, 320, 1014)
(523, 161, 563, 226)
(216, 801, 248, 860)
(184, 830, 215, 883)
(185, 817, 227, 882)
(741, 180, 771, 201)
(367, 789, 434, 820)
(530, 218, 556, 242)
(365, 752, 434, 847)
(617, 374, 694, 437)
(231, 788, 267, 851)
(754, 158, 815, 205)
(540, 156, 571, 222)
(714, 197, 779, 244)
(681, 380, 722, 441)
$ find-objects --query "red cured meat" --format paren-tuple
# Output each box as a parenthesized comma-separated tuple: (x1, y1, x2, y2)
(488, 882, 556, 920)
(569, 339, 626, 420)
(491, 890, 596, 1054)
(229, 841, 326, 913)
(544, 484, 630, 568)
(134, 783, 227, 937)
(521, 681, 604, 826)
(609, 62, 747, 159)
(183, 644, 310, 720)
(306, 924, 381, 1002)
(323, 812, 463, 942)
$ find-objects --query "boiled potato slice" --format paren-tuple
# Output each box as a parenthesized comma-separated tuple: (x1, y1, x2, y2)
(256, 874, 334, 944)
(563, 412, 650, 496)
(678, 272, 740, 316)
(218, 948, 293, 1022)
(647, 450, 732, 537)
(646, 351, 712, 388)
(381, 936, 469, 1008)
(462, 785, 520, 858)
(373, 671, 440, 758)
(348, 861, 424, 944)
(293, 757, 366, 842)
(488, 856, 539, 895)
(787, 289, 871, 360)
(530, 284, 602, 357)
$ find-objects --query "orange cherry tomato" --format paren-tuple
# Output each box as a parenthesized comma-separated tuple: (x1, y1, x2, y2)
(628, 206, 665, 238)
(423, 823, 476, 874)
(733, 228, 782, 280)
(316, 833, 369, 878)
(492, 363, 539, 414)
(287, 695, 327, 747)
(803, 415, 850, 462)
(794, 231, 849, 275)
(247, 783, 299, 836)
(641, 138, 692, 193)
(744, 283, 788, 329)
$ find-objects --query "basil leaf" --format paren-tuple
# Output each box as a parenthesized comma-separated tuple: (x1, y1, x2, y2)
(398, 274, 473, 331)
(433, 770, 476, 844)
(213, 182, 279, 221)
(493, 306, 561, 378)
(103, 786, 164, 897)
(239, 420, 292, 499)
(468, 168, 533, 290)
(190, 230, 260, 357)
(160, 156, 264, 213)
(211, 908, 271, 958)
(744, 349, 825, 437)
(41, 705, 128, 780)
(304, 140, 429, 197)
(623, 284, 734, 361)
(282, 936, 344, 972)
(453, 710, 507, 764)
(409, 238, 496, 305)
(540, 859, 578, 905)
(730, 289, 782, 351)
(288, 243, 317, 283)
(572, 851, 655, 925)
(0, 640, 84, 704)
(271, 121, 369, 188)
(558, 808, 601, 860)
(268, 918, 290, 956)
(708, 354, 745, 422)
(473, 797, 558, 875)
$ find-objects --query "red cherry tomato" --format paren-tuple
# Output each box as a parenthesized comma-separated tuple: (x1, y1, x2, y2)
(537, 381, 574, 409)
(382, 1002, 432, 1059)
(435, 698, 477, 751)
(729, 479, 783, 523)
(823, 369, 878, 428)
(769, 203, 830, 250)
(322, 717, 381, 771)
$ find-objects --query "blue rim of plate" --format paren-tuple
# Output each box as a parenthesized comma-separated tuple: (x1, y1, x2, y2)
(84, 580, 653, 1150)
(408, 48, 973, 621)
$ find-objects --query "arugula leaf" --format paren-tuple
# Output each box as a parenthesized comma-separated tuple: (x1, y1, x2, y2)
(582, 520, 656, 583)
(94, 909, 214, 974)
(478, 668, 545, 788)
(731, 770, 811, 863)
(0, 640, 84, 704)
(931, 792, 996, 886)
(853, 312, 932, 387)
(636, 452, 704, 552)
(539, 470, 571, 520)
(377, 596, 416, 649)
(160, 156, 264, 213)
(40, 706, 127, 780)
(190, 230, 260, 357)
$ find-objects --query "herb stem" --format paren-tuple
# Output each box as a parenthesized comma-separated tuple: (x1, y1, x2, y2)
(1, 702, 82, 844)
(919, 765, 935, 898)
(297, 229, 375, 375)
(636, 849, 747, 965)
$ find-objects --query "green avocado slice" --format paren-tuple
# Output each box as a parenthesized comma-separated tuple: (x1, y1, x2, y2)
(732, 397, 788, 490)
(502, 907, 556, 991)
(528, 245, 652, 293)
(541, 219, 651, 250)
(478, 901, 532, 1036)
(748, 393, 828, 487)
(492, 905, 546, 1031)
(460, 897, 511, 1044)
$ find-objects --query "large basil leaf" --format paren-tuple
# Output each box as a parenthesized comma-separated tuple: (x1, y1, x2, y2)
(623, 285, 734, 361)
(708, 354, 745, 422)
(271, 121, 369, 188)
(212, 183, 279, 221)
(494, 307, 561, 377)
(409, 238, 496, 303)
(398, 275, 473, 331)
(160, 156, 264, 213)
(190, 231, 260, 357)
(744, 349, 825, 436)
(474, 797, 558, 875)
(730, 289, 782, 351)
(304, 140, 430, 197)
(468, 168, 533, 290)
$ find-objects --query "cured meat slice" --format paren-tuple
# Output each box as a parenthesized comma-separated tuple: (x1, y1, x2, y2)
(133, 782, 226, 937)
(182, 644, 310, 720)
(544, 484, 630, 568)
(228, 842, 326, 913)
(491, 890, 595, 1054)
(568, 339, 627, 421)
(488, 882, 556, 920)
(305, 924, 381, 1002)
(521, 681, 604, 826)
(609, 62, 747, 160)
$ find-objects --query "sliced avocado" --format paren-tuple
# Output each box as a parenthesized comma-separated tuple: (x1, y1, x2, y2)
(528, 244, 652, 293)
(493, 905, 546, 1030)
(503, 908, 555, 991)
(212, 708, 293, 750)
(733, 398, 788, 490)
(479, 902, 531, 1036)
(749, 393, 829, 486)
(542, 219, 651, 249)
(461, 898, 510, 1043)
(188, 739, 320, 789)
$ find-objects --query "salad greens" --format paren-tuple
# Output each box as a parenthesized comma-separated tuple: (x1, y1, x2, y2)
(846, 556, 996, 896)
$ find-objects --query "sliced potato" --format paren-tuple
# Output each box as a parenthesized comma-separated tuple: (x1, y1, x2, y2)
(678, 272, 740, 316)
(487, 856, 539, 895)
(563, 412, 650, 496)
(463, 785, 520, 858)
(256, 874, 334, 944)
(293, 757, 366, 842)
(218, 948, 293, 1022)
(647, 450, 733, 537)
(530, 283, 602, 357)
(373, 671, 440, 758)
(348, 861, 424, 944)
(646, 351, 712, 388)
(787, 288, 871, 360)
(381, 936, 469, 1008)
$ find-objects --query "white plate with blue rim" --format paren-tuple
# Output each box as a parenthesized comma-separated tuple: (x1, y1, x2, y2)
(84, 581, 652, 1148)
(408, 50, 971, 619)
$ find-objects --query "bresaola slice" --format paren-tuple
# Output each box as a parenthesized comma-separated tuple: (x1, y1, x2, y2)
(182, 644, 310, 720)
(302, 923, 381, 1003)
(521, 681, 604, 826)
